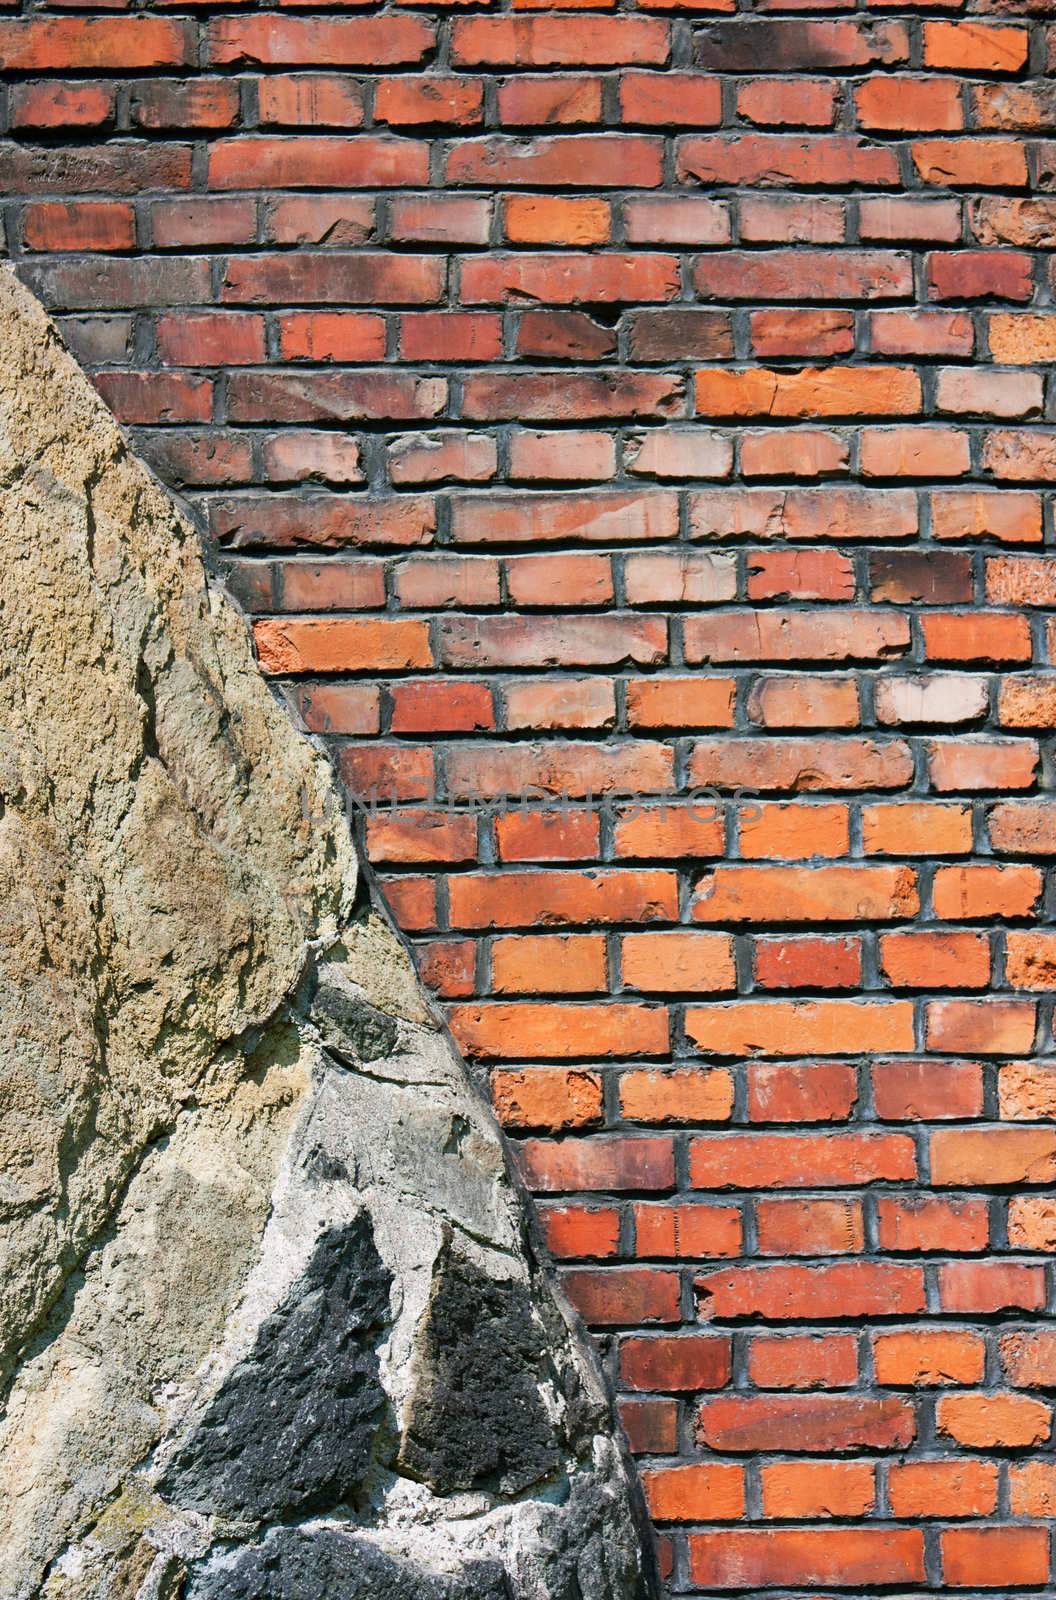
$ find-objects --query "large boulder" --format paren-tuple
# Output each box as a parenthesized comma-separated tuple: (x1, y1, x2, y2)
(0, 267, 657, 1600)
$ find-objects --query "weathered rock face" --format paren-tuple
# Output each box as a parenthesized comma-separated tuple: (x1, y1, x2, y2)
(0, 267, 657, 1600)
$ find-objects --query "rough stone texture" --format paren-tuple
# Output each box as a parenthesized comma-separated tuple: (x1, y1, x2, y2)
(0, 267, 655, 1600)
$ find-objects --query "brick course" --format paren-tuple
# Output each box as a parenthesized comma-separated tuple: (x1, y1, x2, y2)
(2, 0, 1054, 1591)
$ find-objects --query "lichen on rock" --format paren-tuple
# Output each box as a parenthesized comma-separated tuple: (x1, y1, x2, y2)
(0, 267, 657, 1600)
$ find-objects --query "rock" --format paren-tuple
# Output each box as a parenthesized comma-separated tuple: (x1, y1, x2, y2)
(0, 265, 657, 1600)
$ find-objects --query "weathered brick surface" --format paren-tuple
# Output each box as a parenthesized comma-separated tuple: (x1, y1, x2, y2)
(2, 0, 1054, 1591)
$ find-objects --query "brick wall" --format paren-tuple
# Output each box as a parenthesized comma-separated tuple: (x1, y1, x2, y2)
(3, 1, 1055, 1591)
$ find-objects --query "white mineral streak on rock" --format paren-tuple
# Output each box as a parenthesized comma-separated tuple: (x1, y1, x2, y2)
(0, 267, 656, 1600)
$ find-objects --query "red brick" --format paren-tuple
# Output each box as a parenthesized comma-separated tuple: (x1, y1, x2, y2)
(515, 310, 618, 361)
(877, 1195, 990, 1253)
(689, 1132, 916, 1189)
(678, 134, 899, 189)
(634, 1201, 741, 1258)
(625, 678, 735, 731)
(747, 1334, 858, 1391)
(208, 16, 435, 67)
(618, 1397, 677, 1454)
(132, 78, 239, 131)
(254, 617, 431, 676)
(626, 427, 732, 478)
(22, 199, 133, 253)
(389, 196, 491, 247)
(696, 1392, 916, 1451)
(750, 309, 854, 357)
(738, 803, 850, 860)
(870, 309, 974, 357)
(258, 75, 365, 129)
(741, 428, 848, 480)
(0, 16, 191, 70)
(503, 679, 616, 732)
(273, 559, 380, 610)
(694, 249, 911, 302)
(538, 1204, 619, 1261)
(694, 365, 920, 419)
(929, 250, 1034, 302)
(860, 196, 963, 242)
(503, 196, 612, 247)
(747, 677, 859, 729)
(506, 553, 613, 607)
(923, 611, 1032, 664)
(642, 1463, 744, 1523)
(93, 372, 212, 425)
(620, 71, 721, 127)
(620, 1334, 731, 1393)
(389, 680, 493, 734)
(874, 1058, 985, 1121)
(494, 808, 600, 863)
(209, 136, 429, 191)
(739, 196, 845, 244)
(447, 135, 663, 189)
(157, 312, 266, 368)
(756, 1197, 864, 1256)
(914, 137, 1028, 188)
(375, 76, 482, 127)
(1010, 1462, 1056, 1517)
(689, 1528, 924, 1591)
(938, 1263, 1048, 1314)
(364, 811, 476, 867)
(294, 684, 380, 738)
(753, 935, 862, 991)
(415, 941, 476, 1001)
(685, 612, 911, 664)
(389, 432, 497, 487)
(451, 16, 670, 68)
(611, 803, 724, 861)
(1001, 1329, 1056, 1389)
(497, 76, 603, 126)
(747, 1061, 859, 1121)
(9, 81, 114, 130)
(738, 78, 837, 128)
(927, 1000, 1038, 1056)
(942, 1527, 1049, 1590)
(561, 1268, 680, 1327)
(277, 312, 386, 362)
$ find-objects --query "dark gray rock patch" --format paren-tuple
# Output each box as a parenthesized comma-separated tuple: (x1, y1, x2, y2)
(158, 1213, 391, 1520)
(398, 1242, 562, 1497)
(188, 1528, 512, 1600)
(310, 972, 399, 1063)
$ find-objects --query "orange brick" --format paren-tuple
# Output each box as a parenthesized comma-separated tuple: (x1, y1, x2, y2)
(620, 932, 735, 995)
(634, 1201, 742, 1258)
(491, 1067, 603, 1132)
(760, 1461, 874, 1520)
(874, 1329, 986, 1387)
(888, 1459, 998, 1518)
(621, 1066, 735, 1123)
(641, 1463, 744, 1523)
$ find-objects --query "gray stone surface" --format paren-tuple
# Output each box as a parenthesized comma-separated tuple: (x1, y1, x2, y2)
(0, 267, 657, 1600)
